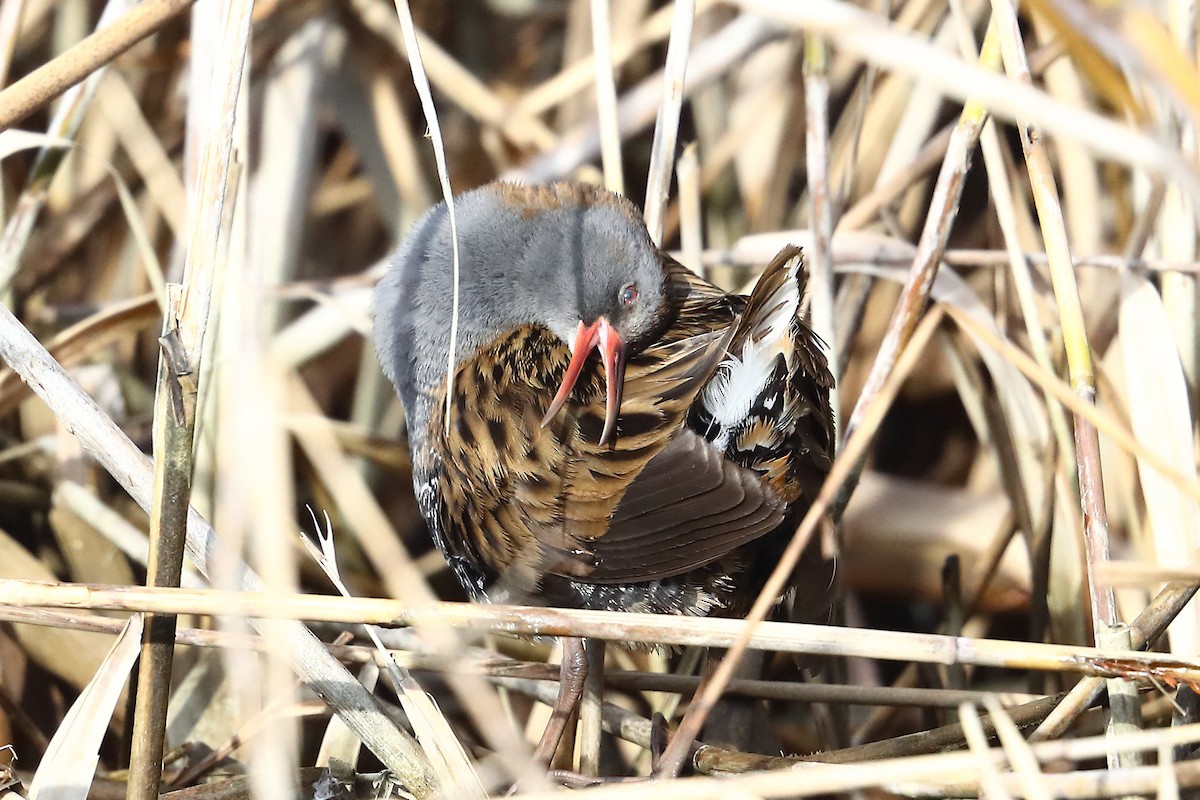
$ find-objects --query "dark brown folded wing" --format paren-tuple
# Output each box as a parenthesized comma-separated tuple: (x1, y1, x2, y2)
(581, 429, 786, 583)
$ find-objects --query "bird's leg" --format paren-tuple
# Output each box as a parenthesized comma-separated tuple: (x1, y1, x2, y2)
(532, 635, 588, 768)
(696, 648, 780, 754)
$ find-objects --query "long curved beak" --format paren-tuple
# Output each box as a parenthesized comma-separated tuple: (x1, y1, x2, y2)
(540, 316, 626, 445)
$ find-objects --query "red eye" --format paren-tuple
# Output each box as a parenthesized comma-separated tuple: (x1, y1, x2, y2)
(619, 283, 638, 305)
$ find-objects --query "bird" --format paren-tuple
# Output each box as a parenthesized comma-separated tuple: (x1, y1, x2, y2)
(373, 180, 836, 770)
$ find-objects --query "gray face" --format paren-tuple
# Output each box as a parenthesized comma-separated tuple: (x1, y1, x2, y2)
(373, 182, 668, 434)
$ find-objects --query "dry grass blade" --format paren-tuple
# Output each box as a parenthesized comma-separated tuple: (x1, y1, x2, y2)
(303, 514, 484, 798)
(0, 130, 165, 302)
(27, 615, 143, 800)
(1118, 270, 1200, 654)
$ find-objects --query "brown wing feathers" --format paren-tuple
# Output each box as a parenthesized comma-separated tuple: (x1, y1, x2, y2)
(589, 430, 786, 583)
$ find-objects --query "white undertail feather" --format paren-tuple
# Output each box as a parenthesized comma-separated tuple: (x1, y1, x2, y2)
(701, 254, 802, 451)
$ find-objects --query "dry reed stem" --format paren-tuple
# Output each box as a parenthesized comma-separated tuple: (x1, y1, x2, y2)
(127, 287, 198, 800)
(175, 0, 251, 363)
(803, 33, 839, 436)
(642, 0, 694, 245)
(0, 0, 197, 130)
(9, 578, 1200, 683)
(120, 3, 252, 788)
(735, 0, 1198, 186)
(990, 0, 1118, 641)
(512, 722, 1200, 799)
(0, 602, 1046, 709)
(590, 0, 624, 195)
(841, 28, 995, 453)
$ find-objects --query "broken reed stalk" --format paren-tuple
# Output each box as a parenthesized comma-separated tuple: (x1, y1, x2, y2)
(1099, 624, 1145, 770)
(127, 289, 198, 800)
(1031, 549, 1200, 741)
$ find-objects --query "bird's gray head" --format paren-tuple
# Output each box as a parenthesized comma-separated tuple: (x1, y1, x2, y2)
(373, 181, 670, 440)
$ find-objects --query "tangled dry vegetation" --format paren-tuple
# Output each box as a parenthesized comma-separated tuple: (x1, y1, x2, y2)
(1, 0, 1200, 797)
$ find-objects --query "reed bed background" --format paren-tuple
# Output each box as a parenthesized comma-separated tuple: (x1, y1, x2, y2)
(0, 0, 1198, 797)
